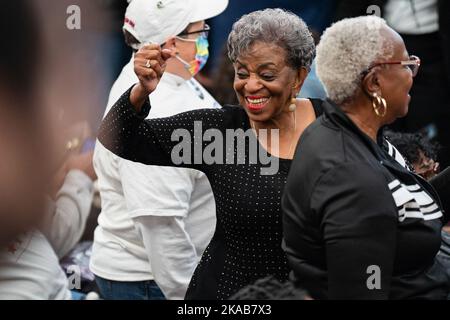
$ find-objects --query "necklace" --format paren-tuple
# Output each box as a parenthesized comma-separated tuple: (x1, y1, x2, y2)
(250, 109, 297, 159)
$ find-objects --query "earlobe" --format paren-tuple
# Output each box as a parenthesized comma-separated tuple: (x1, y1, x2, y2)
(294, 67, 309, 92)
(362, 70, 381, 97)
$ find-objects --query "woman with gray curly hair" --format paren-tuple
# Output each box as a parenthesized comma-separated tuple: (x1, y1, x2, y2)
(283, 16, 448, 299)
(97, 8, 322, 299)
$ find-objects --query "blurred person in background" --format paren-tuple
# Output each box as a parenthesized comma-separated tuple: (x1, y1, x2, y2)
(0, 1, 50, 247)
(229, 276, 308, 300)
(86, 0, 133, 128)
(209, 46, 239, 106)
(385, 130, 450, 299)
(0, 0, 109, 298)
(385, 130, 440, 180)
(383, 131, 449, 219)
(335, 0, 450, 168)
(35, 0, 130, 141)
(90, 0, 227, 300)
(43, 151, 96, 259)
(0, 151, 96, 300)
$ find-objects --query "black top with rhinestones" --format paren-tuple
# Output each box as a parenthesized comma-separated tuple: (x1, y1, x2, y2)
(98, 87, 323, 299)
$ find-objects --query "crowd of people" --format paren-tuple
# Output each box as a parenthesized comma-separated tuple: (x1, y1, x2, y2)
(1, 0, 450, 300)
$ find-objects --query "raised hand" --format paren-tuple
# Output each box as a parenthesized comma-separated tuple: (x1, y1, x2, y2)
(131, 44, 173, 110)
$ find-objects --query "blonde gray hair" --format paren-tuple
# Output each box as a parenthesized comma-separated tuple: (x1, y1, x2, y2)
(227, 8, 315, 70)
(316, 16, 394, 105)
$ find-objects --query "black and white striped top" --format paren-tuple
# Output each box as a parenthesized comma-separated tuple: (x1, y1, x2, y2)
(282, 99, 448, 300)
(385, 140, 443, 223)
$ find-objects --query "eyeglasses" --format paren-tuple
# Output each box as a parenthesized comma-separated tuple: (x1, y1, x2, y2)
(178, 24, 210, 39)
(362, 55, 421, 77)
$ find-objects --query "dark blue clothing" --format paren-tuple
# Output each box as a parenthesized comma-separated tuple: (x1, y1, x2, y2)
(95, 275, 165, 300)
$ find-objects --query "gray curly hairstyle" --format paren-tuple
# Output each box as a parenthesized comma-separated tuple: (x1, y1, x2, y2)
(316, 16, 394, 105)
(227, 8, 315, 71)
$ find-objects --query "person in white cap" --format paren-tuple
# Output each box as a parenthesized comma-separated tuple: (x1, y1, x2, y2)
(90, 0, 228, 300)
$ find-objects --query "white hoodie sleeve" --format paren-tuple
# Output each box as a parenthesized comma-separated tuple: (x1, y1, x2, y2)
(41, 169, 94, 259)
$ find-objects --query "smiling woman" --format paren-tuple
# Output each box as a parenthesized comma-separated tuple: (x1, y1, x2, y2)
(233, 44, 300, 117)
(98, 8, 321, 299)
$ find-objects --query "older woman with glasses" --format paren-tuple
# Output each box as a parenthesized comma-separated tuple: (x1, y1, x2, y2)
(282, 16, 449, 299)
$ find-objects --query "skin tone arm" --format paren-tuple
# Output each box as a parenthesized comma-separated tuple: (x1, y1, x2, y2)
(50, 151, 96, 199)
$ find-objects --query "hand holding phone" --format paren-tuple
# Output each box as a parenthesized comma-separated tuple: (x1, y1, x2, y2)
(66, 151, 96, 181)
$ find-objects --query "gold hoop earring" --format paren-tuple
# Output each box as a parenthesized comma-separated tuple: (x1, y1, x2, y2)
(288, 97, 297, 112)
(372, 94, 387, 117)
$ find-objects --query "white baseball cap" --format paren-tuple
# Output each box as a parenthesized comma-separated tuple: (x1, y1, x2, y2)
(123, 0, 228, 45)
